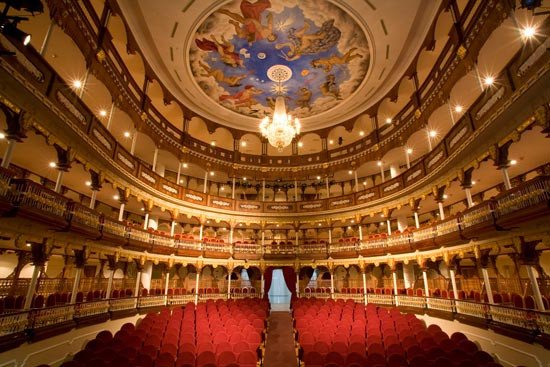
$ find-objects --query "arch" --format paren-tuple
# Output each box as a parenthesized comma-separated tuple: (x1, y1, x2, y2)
(298, 133, 322, 154)
(210, 127, 235, 150)
(81, 74, 113, 122)
(239, 133, 262, 155)
(147, 79, 184, 131)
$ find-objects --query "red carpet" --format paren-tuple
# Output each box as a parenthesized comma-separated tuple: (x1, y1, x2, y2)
(264, 311, 297, 367)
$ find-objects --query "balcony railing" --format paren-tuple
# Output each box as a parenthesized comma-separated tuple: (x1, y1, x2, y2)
(0, 168, 548, 259)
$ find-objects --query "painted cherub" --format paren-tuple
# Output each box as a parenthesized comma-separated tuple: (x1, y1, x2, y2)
(311, 47, 363, 72)
(219, 85, 263, 108)
(296, 87, 312, 110)
(276, 19, 341, 61)
(218, 0, 277, 44)
(320, 74, 340, 99)
(195, 35, 243, 68)
(199, 61, 249, 87)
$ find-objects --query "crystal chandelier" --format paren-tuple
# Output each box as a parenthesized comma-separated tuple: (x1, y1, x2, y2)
(259, 95, 301, 151)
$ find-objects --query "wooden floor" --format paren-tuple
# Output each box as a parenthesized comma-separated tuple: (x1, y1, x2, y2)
(264, 311, 297, 367)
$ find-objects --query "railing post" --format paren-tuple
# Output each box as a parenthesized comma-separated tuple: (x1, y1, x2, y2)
(23, 264, 42, 310)
(449, 268, 459, 300)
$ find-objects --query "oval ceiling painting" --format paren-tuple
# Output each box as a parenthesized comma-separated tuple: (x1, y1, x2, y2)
(189, 0, 370, 120)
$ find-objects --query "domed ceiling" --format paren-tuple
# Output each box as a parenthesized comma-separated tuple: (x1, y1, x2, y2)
(117, 0, 441, 131)
(189, 0, 370, 120)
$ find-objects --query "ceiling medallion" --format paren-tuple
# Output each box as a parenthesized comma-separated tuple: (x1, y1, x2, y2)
(190, 0, 370, 121)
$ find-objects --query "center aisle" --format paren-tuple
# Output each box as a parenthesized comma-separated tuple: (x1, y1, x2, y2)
(264, 311, 298, 367)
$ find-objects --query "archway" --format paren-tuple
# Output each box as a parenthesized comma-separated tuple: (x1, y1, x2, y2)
(264, 266, 297, 311)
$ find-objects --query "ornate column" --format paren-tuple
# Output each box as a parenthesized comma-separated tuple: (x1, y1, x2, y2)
(88, 169, 102, 209)
(105, 254, 118, 299)
(460, 167, 475, 208)
(69, 248, 87, 304)
(227, 263, 233, 299)
(53, 145, 73, 193)
(152, 146, 159, 172)
(134, 257, 145, 300)
(433, 185, 447, 220)
(325, 176, 330, 198)
(130, 130, 138, 155)
(444, 252, 459, 299)
(378, 161, 385, 183)
(517, 237, 545, 310)
(475, 245, 494, 304)
(329, 265, 335, 299)
(194, 262, 202, 305)
(0, 104, 26, 169)
(409, 198, 422, 229)
(169, 209, 179, 237)
(490, 142, 513, 191)
(359, 261, 368, 304)
(405, 147, 412, 169)
(23, 240, 50, 309)
(117, 188, 129, 222)
(417, 257, 429, 297)
(389, 260, 398, 305)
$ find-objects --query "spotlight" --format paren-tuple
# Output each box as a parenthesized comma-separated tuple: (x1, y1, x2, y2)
(329, 139, 334, 145)
(241, 141, 247, 147)
(510, 159, 517, 165)
(72, 79, 83, 89)
(113, 195, 119, 200)
(48, 161, 56, 168)
(520, 25, 537, 40)
(359, 131, 364, 136)
(210, 171, 214, 176)
(85, 181, 91, 186)
(182, 163, 188, 168)
(1, 22, 31, 46)
(243, 177, 247, 181)
(99, 109, 107, 117)
(429, 130, 437, 138)
(298, 141, 303, 147)
(348, 170, 353, 175)
(520, 0, 541, 10)
(377, 161, 382, 167)
(454, 105, 463, 113)
(0, 132, 5, 139)
(316, 176, 321, 180)
(123, 131, 131, 138)
(406, 148, 413, 154)
(210, 141, 216, 146)
(385, 118, 392, 124)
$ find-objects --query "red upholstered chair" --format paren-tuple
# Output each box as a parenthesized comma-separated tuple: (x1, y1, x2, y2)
(303, 351, 324, 367)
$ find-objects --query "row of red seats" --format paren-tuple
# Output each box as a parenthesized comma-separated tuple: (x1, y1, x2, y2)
(58, 298, 268, 367)
(293, 298, 503, 367)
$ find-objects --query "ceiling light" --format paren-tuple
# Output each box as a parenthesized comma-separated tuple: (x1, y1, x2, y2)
(210, 171, 215, 176)
(140, 208, 144, 211)
(182, 163, 188, 168)
(520, 25, 537, 40)
(386, 118, 392, 124)
(123, 131, 131, 138)
(348, 170, 353, 175)
(377, 161, 382, 167)
(72, 79, 83, 89)
(454, 105, 463, 113)
(206, 220, 210, 224)
(363, 181, 367, 185)
(347, 226, 352, 229)
(49, 162, 56, 168)
(179, 179, 183, 184)
(443, 194, 448, 199)
(359, 131, 364, 136)
(298, 142, 303, 147)
(472, 180, 476, 185)
(210, 141, 216, 146)
(429, 130, 437, 138)
(99, 109, 107, 117)
(259, 96, 300, 151)
(220, 186, 225, 191)
(318, 223, 322, 227)
(316, 176, 321, 180)
(26, 243, 31, 247)
(351, 220, 355, 223)
(113, 195, 119, 200)
(510, 159, 517, 165)
(0, 133, 5, 139)
(1, 23, 31, 46)
(241, 141, 247, 147)
(85, 181, 91, 186)
(406, 148, 413, 154)
(276, 224, 280, 227)
(239, 223, 243, 226)
(243, 177, 247, 181)
(380, 221, 385, 226)
(483, 76, 495, 86)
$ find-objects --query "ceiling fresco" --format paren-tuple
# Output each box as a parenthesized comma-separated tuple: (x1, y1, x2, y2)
(189, 0, 371, 120)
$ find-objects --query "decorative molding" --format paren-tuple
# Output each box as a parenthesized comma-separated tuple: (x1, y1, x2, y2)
(331, 199, 351, 207)
(140, 171, 156, 184)
(185, 193, 204, 202)
(117, 153, 135, 169)
(162, 184, 178, 194)
(449, 126, 468, 149)
(476, 87, 505, 120)
(212, 200, 230, 207)
(518, 37, 550, 77)
(383, 182, 400, 192)
(56, 91, 86, 124)
(427, 151, 444, 168)
(92, 128, 112, 150)
(406, 169, 422, 182)
(0, 36, 44, 82)
(357, 192, 375, 201)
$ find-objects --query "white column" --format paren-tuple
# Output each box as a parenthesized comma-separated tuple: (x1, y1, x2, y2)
(134, 270, 142, 300)
(260, 273, 265, 298)
(330, 272, 335, 299)
(438, 202, 445, 220)
(199, 224, 204, 241)
(526, 266, 545, 311)
(501, 168, 512, 190)
(392, 271, 398, 297)
(422, 270, 429, 297)
(39, 20, 54, 55)
(448, 102, 456, 125)
(261, 230, 265, 256)
(405, 149, 411, 169)
(118, 202, 125, 222)
(354, 171, 359, 192)
(296, 274, 300, 298)
(465, 188, 474, 208)
(427, 133, 433, 151)
(358, 225, 363, 241)
(325, 177, 330, 198)
(227, 270, 232, 299)
(105, 268, 115, 299)
(449, 268, 458, 299)
(294, 179, 298, 201)
(78, 68, 90, 98)
(1, 139, 16, 168)
(24, 264, 42, 309)
(105, 101, 115, 131)
(194, 271, 200, 305)
(328, 228, 332, 244)
(414, 212, 420, 229)
(379, 162, 385, 183)
(89, 190, 98, 209)
(143, 212, 150, 230)
(386, 219, 392, 235)
(229, 227, 234, 244)
(164, 271, 170, 296)
(362, 272, 367, 304)
(170, 220, 176, 237)
(152, 147, 159, 172)
(69, 267, 82, 304)
(203, 171, 208, 194)
(390, 166, 399, 179)
(54, 170, 64, 193)
(130, 132, 137, 155)
(481, 267, 494, 304)
(176, 163, 182, 185)
(262, 179, 266, 201)
(232, 177, 236, 199)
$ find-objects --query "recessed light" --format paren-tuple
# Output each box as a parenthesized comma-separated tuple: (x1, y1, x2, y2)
(520, 25, 536, 40)
(472, 180, 476, 185)
(386, 118, 392, 124)
(429, 130, 437, 138)
(210, 171, 215, 176)
(26, 243, 31, 247)
(298, 142, 303, 147)
(483, 76, 495, 86)
(454, 105, 463, 113)
(49, 162, 56, 168)
(243, 177, 247, 181)
(380, 221, 385, 226)
(377, 161, 382, 167)
(123, 131, 131, 138)
(113, 195, 119, 200)
(99, 109, 107, 117)
(221, 186, 225, 191)
(316, 176, 321, 180)
(443, 194, 448, 199)
(241, 141, 247, 147)
(363, 181, 367, 185)
(179, 179, 184, 184)
(140, 208, 144, 211)
(348, 170, 353, 175)
(406, 148, 413, 154)
(182, 163, 188, 168)
(359, 131, 364, 136)
(510, 159, 517, 165)
(85, 181, 91, 186)
(318, 223, 322, 227)
(329, 139, 334, 144)
(210, 141, 216, 146)
(0, 133, 6, 139)
(72, 79, 83, 89)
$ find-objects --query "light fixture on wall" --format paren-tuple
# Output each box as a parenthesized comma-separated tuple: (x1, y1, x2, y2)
(259, 65, 300, 151)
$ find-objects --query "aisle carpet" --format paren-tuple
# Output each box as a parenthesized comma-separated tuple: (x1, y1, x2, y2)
(264, 311, 297, 367)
